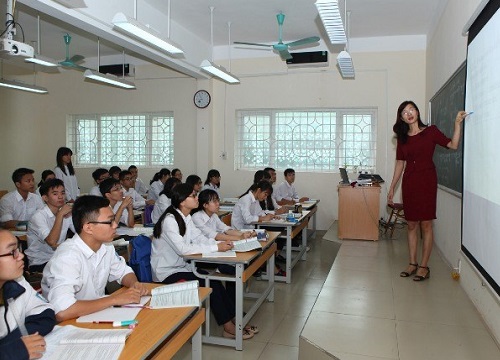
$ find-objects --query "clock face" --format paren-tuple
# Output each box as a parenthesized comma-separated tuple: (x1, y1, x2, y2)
(194, 90, 211, 108)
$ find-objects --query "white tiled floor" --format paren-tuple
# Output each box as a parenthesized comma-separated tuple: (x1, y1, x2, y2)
(174, 226, 500, 359)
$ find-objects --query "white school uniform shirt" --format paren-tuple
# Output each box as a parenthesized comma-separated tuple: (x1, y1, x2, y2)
(151, 194, 171, 224)
(0, 190, 44, 223)
(147, 180, 163, 201)
(274, 181, 299, 201)
(201, 183, 220, 196)
(134, 178, 148, 196)
(54, 166, 80, 201)
(231, 192, 265, 230)
(26, 205, 75, 267)
(151, 209, 218, 282)
(89, 185, 102, 197)
(112, 201, 130, 226)
(192, 211, 231, 239)
(123, 187, 146, 210)
(41, 234, 133, 314)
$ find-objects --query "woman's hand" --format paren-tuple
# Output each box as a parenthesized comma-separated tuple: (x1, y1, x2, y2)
(21, 333, 46, 359)
(217, 241, 234, 252)
(387, 188, 394, 205)
(455, 110, 467, 124)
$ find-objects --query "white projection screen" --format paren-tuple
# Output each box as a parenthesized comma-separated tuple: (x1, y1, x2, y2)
(463, 0, 500, 296)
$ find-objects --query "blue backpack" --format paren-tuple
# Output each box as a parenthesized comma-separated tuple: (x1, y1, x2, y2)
(129, 235, 153, 282)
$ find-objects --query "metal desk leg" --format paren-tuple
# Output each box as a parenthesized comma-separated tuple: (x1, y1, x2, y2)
(235, 263, 244, 351)
(192, 325, 202, 360)
(301, 227, 308, 261)
(285, 226, 292, 284)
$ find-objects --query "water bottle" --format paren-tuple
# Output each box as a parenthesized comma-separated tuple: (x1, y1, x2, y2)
(286, 210, 295, 222)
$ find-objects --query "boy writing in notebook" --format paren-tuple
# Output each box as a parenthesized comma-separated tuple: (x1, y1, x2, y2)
(41, 196, 149, 322)
(1, 229, 56, 360)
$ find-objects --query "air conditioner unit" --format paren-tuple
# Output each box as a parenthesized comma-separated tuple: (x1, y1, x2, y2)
(286, 51, 328, 68)
(0, 38, 34, 58)
(98, 63, 134, 76)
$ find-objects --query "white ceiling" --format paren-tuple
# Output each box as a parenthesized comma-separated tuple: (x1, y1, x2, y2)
(2, 0, 449, 76)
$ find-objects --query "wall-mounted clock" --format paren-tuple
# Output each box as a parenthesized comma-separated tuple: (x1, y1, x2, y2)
(194, 90, 211, 108)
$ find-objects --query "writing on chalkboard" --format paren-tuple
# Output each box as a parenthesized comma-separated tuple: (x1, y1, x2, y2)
(430, 62, 466, 195)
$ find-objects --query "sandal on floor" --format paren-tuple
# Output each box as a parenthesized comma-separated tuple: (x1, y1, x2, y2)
(413, 266, 430, 281)
(223, 329, 254, 340)
(245, 324, 259, 334)
(400, 263, 418, 277)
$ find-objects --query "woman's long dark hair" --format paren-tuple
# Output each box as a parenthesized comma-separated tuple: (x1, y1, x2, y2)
(150, 168, 170, 185)
(153, 183, 194, 238)
(56, 147, 75, 175)
(393, 101, 428, 144)
(160, 177, 181, 197)
(194, 189, 219, 214)
(38, 169, 55, 187)
(204, 169, 220, 187)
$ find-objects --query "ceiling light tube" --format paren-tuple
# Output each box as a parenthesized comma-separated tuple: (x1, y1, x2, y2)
(315, 0, 347, 44)
(0, 78, 48, 93)
(84, 69, 136, 89)
(25, 54, 59, 67)
(112, 12, 183, 55)
(337, 50, 355, 78)
(200, 60, 240, 84)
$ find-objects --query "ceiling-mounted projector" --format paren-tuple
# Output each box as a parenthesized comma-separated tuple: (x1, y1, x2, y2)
(0, 38, 34, 58)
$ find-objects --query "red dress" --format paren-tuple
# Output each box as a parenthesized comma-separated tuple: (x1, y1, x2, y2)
(396, 125, 451, 221)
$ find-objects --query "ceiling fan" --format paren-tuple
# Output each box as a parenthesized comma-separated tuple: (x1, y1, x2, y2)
(58, 33, 88, 71)
(234, 12, 320, 61)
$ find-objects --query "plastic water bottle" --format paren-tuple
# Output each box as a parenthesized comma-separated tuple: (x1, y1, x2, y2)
(286, 210, 295, 222)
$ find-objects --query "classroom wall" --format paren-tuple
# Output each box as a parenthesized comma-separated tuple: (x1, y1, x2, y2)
(426, 0, 500, 344)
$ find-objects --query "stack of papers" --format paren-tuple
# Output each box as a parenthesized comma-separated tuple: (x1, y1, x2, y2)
(76, 296, 151, 323)
(232, 238, 262, 252)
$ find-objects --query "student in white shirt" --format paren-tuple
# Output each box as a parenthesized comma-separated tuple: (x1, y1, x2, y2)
(108, 166, 121, 180)
(171, 168, 183, 181)
(119, 170, 154, 210)
(151, 183, 255, 340)
(99, 178, 134, 228)
(35, 170, 55, 197)
(253, 170, 286, 215)
(185, 175, 203, 194)
(26, 179, 75, 273)
(0, 230, 56, 360)
(41, 196, 149, 322)
(0, 168, 44, 229)
(201, 169, 221, 195)
(89, 168, 109, 196)
(151, 177, 181, 224)
(147, 168, 170, 201)
(128, 165, 148, 197)
(274, 168, 309, 205)
(54, 147, 80, 202)
(231, 181, 276, 231)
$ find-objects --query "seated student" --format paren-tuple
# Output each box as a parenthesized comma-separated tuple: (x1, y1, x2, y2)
(0, 168, 44, 229)
(201, 169, 221, 196)
(54, 147, 80, 203)
(41, 196, 149, 322)
(0, 229, 56, 360)
(171, 168, 183, 181)
(274, 168, 309, 205)
(231, 180, 276, 231)
(108, 166, 122, 181)
(35, 170, 55, 197)
(254, 170, 287, 215)
(89, 168, 110, 196)
(148, 168, 170, 201)
(151, 183, 256, 340)
(99, 178, 134, 228)
(119, 170, 154, 210)
(25, 179, 74, 273)
(185, 175, 203, 194)
(151, 177, 181, 224)
(128, 165, 148, 197)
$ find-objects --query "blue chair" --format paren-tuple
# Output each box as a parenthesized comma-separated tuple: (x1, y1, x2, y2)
(129, 235, 153, 282)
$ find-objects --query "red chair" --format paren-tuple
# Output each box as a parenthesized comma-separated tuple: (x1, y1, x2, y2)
(385, 203, 405, 238)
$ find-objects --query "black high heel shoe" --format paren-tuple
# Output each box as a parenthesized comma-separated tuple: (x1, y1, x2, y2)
(400, 263, 418, 277)
(413, 266, 430, 281)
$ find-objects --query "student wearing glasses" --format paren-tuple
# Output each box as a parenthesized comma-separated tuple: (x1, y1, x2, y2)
(89, 168, 110, 196)
(185, 175, 203, 194)
(201, 169, 221, 196)
(41, 196, 149, 322)
(119, 170, 154, 210)
(151, 184, 256, 340)
(1, 230, 56, 360)
(99, 178, 134, 228)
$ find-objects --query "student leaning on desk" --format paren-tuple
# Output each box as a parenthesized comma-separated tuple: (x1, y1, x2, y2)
(41, 196, 149, 322)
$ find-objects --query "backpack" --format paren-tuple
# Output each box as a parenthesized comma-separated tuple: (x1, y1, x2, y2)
(129, 235, 152, 282)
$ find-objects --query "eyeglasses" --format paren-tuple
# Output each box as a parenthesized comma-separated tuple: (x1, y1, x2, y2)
(402, 108, 416, 116)
(110, 187, 122, 192)
(0, 244, 23, 259)
(88, 219, 117, 226)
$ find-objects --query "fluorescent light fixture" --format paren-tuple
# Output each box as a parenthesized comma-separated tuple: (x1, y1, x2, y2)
(84, 70, 136, 89)
(25, 54, 59, 67)
(0, 78, 48, 93)
(112, 12, 183, 55)
(337, 50, 354, 78)
(200, 60, 240, 84)
(315, 0, 347, 44)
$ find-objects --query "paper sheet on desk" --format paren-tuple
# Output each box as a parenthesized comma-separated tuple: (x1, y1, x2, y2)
(202, 250, 237, 258)
(76, 296, 151, 323)
(115, 226, 153, 237)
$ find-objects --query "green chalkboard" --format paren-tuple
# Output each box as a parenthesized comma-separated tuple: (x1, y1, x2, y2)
(430, 62, 466, 195)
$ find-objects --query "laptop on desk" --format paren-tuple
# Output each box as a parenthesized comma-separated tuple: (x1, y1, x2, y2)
(339, 168, 351, 184)
(358, 173, 385, 183)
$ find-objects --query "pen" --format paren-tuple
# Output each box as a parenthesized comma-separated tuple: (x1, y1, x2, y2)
(113, 304, 150, 309)
(92, 320, 138, 327)
(466, 111, 474, 115)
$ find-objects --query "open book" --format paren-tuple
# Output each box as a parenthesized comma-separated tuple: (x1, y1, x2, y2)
(232, 237, 262, 252)
(150, 280, 200, 309)
(41, 325, 132, 360)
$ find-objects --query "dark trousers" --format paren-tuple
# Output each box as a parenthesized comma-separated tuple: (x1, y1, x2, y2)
(163, 271, 235, 326)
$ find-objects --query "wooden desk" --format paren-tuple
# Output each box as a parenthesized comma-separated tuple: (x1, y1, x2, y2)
(183, 232, 278, 350)
(59, 284, 212, 360)
(337, 184, 380, 241)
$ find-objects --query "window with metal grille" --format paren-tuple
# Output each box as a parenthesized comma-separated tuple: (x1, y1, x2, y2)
(67, 112, 174, 166)
(235, 108, 377, 172)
